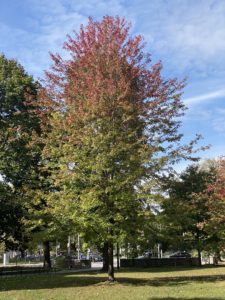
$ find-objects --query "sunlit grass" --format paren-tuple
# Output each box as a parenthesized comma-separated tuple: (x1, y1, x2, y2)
(1, 266, 225, 299)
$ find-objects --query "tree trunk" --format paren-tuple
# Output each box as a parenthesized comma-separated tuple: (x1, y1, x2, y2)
(20, 248, 25, 260)
(43, 240, 51, 269)
(108, 242, 115, 281)
(116, 242, 120, 269)
(197, 247, 201, 266)
(101, 242, 109, 271)
(196, 232, 202, 267)
(215, 249, 222, 262)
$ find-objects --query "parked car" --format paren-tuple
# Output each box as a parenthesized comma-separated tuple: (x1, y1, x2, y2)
(170, 251, 191, 258)
(137, 251, 152, 259)
(90, 255, 103, 262)
(80, 255, 87, 260)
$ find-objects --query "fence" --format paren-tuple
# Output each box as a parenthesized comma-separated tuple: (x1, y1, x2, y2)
(120, 257, 200, 268)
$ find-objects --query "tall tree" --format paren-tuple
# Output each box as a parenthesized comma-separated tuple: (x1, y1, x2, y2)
(0, 54, 40, 251)
(42, 16, 202, 281)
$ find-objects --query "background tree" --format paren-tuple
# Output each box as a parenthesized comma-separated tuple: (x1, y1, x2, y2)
(0, 54, 40, 252)
(0, 54, 66, 267)
(0, 54, 40, 186)
(41, 16, 203, 281)
(0, 182, 23, 249)
(202, 157, 225, 260)
(21, 87, 70, 269)
(162, 164, 215, 265)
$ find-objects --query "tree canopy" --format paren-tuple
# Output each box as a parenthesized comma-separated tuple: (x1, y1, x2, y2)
(161, 163, 216, 264)
(38, 16, 202, 280)
(0, 54, 40, 251)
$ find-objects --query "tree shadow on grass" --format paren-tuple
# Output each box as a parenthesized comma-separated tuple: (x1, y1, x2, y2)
(119, 265, 225, 274)
(117, 274, 225, 287)
(0, 271, 225, 292)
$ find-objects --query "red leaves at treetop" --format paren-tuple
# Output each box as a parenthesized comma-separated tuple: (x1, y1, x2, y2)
(45, 16, 185, 128)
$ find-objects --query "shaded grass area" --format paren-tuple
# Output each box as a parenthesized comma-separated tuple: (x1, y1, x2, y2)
(0, 266, 225, 299)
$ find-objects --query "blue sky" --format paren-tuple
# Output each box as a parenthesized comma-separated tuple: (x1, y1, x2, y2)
(0, 0, 225, 171)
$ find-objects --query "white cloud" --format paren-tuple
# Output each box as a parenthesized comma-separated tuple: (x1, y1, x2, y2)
(211, 107, 225, 135)
(0, 0, 89, 77)
(183, 89, 225, 106)
(127, 0, 225, 76)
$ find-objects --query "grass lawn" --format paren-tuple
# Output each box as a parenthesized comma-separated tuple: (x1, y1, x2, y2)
(0, 266, 225, 300)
